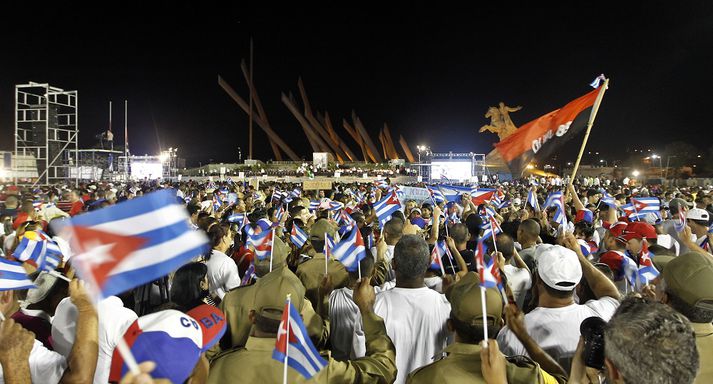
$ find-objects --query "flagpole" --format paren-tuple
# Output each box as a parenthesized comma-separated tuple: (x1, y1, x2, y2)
(269, 228, 275, 272)
(324, 233, 329, 276)
(480, 286, 489, 347)
(283, 294, 291, 384)
(358, 260, 362, 280)
(568, 78, 610, 187)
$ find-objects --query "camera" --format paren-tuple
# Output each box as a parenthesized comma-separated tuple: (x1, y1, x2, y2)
(580, 316, 607, 370)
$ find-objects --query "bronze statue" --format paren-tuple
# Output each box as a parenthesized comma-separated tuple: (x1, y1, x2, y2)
(479, 102, 522, 141)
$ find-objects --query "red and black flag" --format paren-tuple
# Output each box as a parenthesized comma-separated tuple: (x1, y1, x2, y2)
(494, 87, 602, 176)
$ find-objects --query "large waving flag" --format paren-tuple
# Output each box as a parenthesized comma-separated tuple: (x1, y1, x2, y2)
(373, 192, 401, 227)
(471, 188, 497, 206)
(290, 224, 308, 249)
(13, 231, 63, 272)
(272, 296, 327, 380)
(494, 86, 602, 176)
(331, 226, 367, 272)
(54, 189, 209, 298)
(0, 258, 35, 291)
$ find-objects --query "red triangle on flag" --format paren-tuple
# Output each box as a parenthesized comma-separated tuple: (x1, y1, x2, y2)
(71, 226, 147, 290)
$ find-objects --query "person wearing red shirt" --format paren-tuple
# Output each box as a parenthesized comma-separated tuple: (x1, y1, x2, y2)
(68, 189, 84, 217)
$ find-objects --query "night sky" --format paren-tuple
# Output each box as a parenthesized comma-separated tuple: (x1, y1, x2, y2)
(1, 2, 712, 166)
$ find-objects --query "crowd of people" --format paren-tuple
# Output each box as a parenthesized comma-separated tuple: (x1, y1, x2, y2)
(0, 174, 712, 383)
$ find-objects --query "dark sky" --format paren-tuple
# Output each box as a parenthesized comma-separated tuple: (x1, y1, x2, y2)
(1, 2, 712, 166)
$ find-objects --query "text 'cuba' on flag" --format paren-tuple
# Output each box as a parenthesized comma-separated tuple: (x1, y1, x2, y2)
(52, 189, 209, 299)
(494, 87, 602, 176)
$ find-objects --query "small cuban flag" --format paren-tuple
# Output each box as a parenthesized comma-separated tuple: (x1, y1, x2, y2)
(637, 243, 659, 285)
(476, 240, 502, 290)
(331, 226, 367, 273)
(0, 258, 35, 292)
(429, 240, 449, 275)
(272, 295, 328, 381)
(527, 189, 540, 212)
(13, 230, 63, 272)
(290, 224, 308, 249)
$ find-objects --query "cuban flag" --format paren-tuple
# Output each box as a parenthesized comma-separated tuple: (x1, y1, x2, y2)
(598, 189, 617, 208)
(631, 197, 661, 213)
(241, 263, 256, 286)
(373, 192, 401, 227)
(228, 213, 249, 232)
(0, 258, 35, 291)
(272, 297, 327, 380)
(324, 234, 335, 258)
(577, 239, 593, 258)
(274, 205, 286, 224)
(429, 240, 450, 274)
(308, 200, 320, 211)
(674, 206, 687, 233)
(436, 185, 471, 203)
(272, 189, 282, 203)
(374, 180, 389, 189)
(290, 224, 308, 249)
(427, 187, 445, 205)
(364, 231, 374, 250)
(527, 189, 540, 211)
(328, 201, 345, 212)
(620, 255, 638, 290)
(331, 226, 367, 272)
(543, 191, 563, 210)
(637, 243, 659, 284)
(476, 240, 501, 289)
(13, 231, 63, 272)
(53, 190, 209, 299)
(481, 215, 502, 241)
(545, 192, 567, 227)
(248, 230, 274, 260)
(471, 188, 497, 206)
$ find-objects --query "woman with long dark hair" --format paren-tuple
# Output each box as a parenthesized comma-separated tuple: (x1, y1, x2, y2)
(169, 262, 213, 311)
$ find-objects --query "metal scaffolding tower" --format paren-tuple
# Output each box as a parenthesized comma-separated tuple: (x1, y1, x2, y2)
(14, 81, 78, 186)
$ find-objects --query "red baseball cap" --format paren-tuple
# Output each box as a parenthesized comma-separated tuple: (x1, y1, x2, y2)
(604, 221, 628, 242)
(622, 222, 657, 242)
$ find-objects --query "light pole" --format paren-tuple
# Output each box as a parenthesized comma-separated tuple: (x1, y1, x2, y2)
(416, 145, 425, 178)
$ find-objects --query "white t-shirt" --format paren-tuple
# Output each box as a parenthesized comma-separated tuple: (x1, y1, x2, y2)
(497, 296, 619, 371)
(502, 264, 532, 309)
(52, 296, 138, 384)
(329, 288, 360, 361)
(205, 250, 241, 299)
(0, 339, 66, 384)
(371, 287, 451, 384)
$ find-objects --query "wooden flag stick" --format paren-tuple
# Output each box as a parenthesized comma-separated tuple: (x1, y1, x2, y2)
(481, 286, 489, 347)
(569, 78, 610, 185)
(283, 294, 291, 384)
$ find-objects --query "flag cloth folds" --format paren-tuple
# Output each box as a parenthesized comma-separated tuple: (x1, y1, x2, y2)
(494, 88, 600, 176)
(373, 192, 401, 227)
(272, 297, 327, 380)
(13, 231, 63, 272)
(53, 189, 209, 298)
(331, 226, 367, 272)
(290, 224, 308, 249)
(0, 258, 35, 291)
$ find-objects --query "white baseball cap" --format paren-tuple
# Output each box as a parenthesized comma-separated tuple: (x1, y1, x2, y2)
(536, 245, 582, 291)
(687, 208, 710, 222)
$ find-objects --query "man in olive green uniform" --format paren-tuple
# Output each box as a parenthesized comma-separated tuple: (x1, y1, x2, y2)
(208, 275, 397, 383)
(296, 219, 350, 309)
(408, 273, 563, 384)
(206, 235, 328, 360)
(661, 251, 713, 384)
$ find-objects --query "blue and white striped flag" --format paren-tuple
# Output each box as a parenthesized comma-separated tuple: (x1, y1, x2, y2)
(13, 231, 63, 272)
(290, 224, 308, 249)
(0, 258, 35, 292)
(53, 189, 209, 299)
(331, 226, 367, 273)
(272, 297, 327, 379)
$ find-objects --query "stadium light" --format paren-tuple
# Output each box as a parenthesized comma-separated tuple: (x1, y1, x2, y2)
(632, 170, 640, 177)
